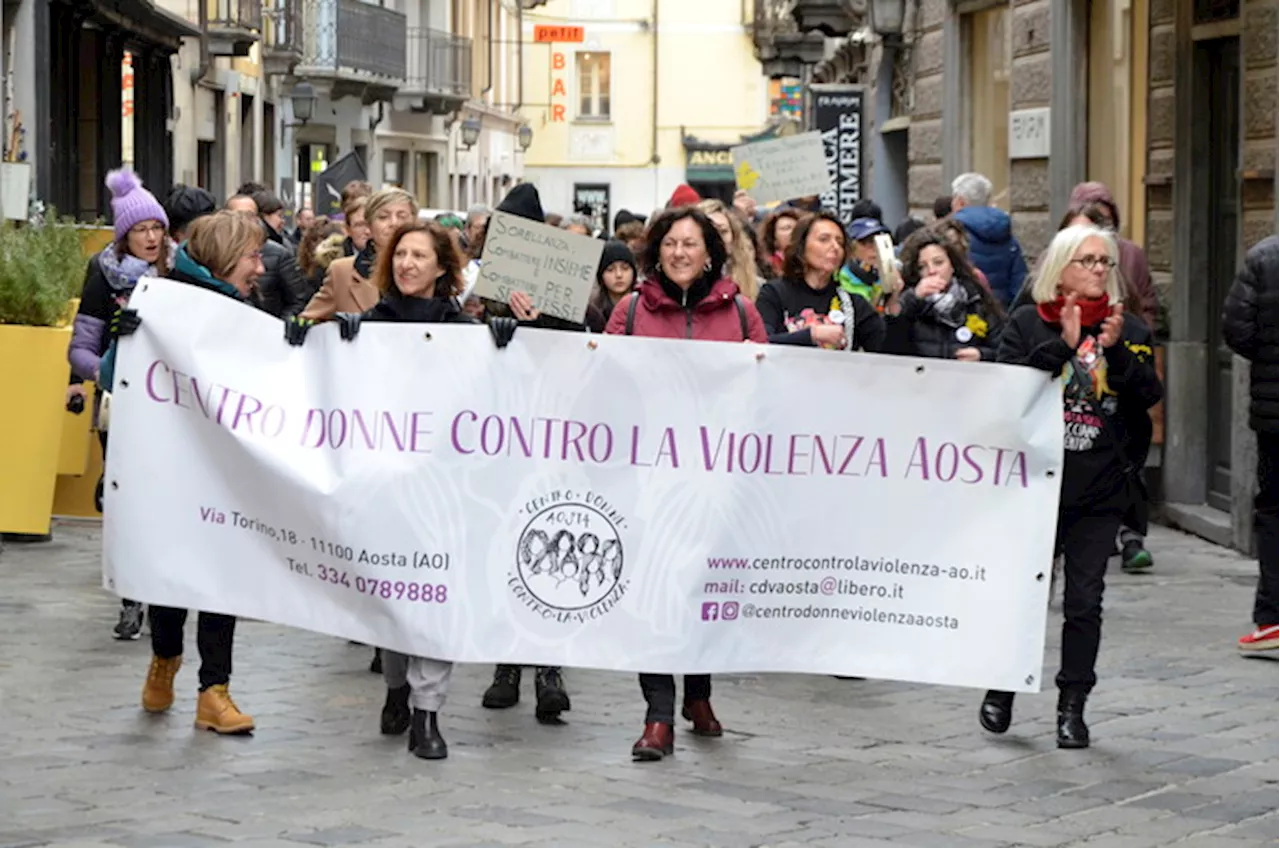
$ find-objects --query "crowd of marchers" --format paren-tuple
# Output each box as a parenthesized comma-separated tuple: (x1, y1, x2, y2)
(66, 164, 1277, 764)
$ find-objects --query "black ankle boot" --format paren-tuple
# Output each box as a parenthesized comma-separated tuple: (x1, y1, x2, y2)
(979, 690, 1015, 734)
(1056, 690, 1090, 749)
(408, 709, 448, 760)
(481, 665, 522, 709)
(380, 683, 411, 735)
(534, 667, 571, 723)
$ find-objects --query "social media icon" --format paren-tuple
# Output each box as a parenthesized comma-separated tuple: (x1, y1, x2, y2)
(701, 601, 720, 621)
(721, 601, 740, 620)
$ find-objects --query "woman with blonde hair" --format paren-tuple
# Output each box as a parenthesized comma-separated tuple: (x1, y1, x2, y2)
(697, 198, 762, 300)
(109, 209, 267, 735)
(979, 224, 1161, 750)
(290, 188, 417, 335)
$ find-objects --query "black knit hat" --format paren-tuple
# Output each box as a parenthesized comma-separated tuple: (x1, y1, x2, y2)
(596, 239, 637, 284)
(164, 184, 217, 235)
(496, 183, 545, 223)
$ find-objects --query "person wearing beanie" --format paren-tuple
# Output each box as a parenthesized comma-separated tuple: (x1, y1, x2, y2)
(667, 184, 701, 209)
(164, 184, 217, 241)
(613, 208, 640, 234)
(247, 190, 310, 318)
(67, 167, 174, 643)
(477, 181, 586, 723)
(589, 239, 638, 321)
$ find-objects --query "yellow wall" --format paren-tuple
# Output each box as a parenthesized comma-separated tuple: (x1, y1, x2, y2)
(520, 0, 766, 168)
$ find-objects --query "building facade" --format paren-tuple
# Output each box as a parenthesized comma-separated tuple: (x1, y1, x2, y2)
(909, 0, 1276, 550)
(518, 0, 773, 228)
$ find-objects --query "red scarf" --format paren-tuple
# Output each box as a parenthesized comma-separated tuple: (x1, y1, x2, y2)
(1037, 295, 1111, 328)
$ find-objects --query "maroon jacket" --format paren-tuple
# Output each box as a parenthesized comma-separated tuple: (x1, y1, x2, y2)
(604, 277, 768, 342)
(1068, 182, 1159, 328)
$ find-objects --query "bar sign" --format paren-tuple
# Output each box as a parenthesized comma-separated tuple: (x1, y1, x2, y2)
(534, 25, 585, 43)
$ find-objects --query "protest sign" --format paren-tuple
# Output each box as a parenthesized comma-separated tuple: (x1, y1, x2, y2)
(731, 131, 832, 205)
(105, 279, 1064, 692)
(472, 211, 604, 324)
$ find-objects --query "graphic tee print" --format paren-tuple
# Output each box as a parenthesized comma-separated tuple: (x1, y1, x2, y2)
(784, 295, 847, 350)
(1060, 336, 1116, 454)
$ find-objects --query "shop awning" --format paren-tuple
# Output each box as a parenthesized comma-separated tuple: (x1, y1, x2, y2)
(85, 0, 202, 50)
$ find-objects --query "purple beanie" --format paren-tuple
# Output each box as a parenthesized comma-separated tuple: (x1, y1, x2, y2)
(107, 168, 169, 243)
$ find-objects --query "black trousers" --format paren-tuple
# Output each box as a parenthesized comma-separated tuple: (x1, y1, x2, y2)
(150, 606, 236, 690)
(1254, 431, 1278, 628)
(1054, 505, 1124, 694)
(638, 673, 711, 725)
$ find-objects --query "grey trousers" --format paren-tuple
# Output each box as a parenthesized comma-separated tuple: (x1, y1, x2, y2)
(381, 650, 453, 712)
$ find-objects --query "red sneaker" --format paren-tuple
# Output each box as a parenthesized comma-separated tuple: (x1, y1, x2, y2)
(1238, 624, 1279, 654)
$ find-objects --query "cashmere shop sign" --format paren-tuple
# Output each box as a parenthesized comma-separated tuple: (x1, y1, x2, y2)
(105, 280, 1065, 692)
(731, 131, 833, 205)
(472, 211, 604, 323)
(811, 85, 865, 225)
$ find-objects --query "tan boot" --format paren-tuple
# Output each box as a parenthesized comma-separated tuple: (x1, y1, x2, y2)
(194, 684, 255, 734)
(141, 655, 182, 713)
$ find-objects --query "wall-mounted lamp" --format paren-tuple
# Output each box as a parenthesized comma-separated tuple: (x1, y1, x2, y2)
(517, 124, 533, 152)
(870, 0, 907, 45)
(460, 116, 482, 150)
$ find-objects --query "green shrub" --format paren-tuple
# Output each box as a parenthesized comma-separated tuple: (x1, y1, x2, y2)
(0, 213, 87, 327)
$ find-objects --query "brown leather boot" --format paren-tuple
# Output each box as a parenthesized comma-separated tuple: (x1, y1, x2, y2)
(681, 699, 723, 737)
(631, 722, 674, 761)
(194, 685, 255, 734)
(141, 655, 182, 713)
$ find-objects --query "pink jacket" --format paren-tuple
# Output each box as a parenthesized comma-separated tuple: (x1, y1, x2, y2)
(604, 277, 768, 342)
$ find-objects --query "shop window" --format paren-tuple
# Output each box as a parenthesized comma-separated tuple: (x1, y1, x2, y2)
(965, 6, 1011, 209)
(576, 52, 611, 120)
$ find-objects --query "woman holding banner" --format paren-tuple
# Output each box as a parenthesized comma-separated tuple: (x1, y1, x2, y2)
(302, 219, 517, 760)
(604, 206, 768, 761)
(755, 211, 888, 353)
(980, 224, 1161, 749)
(896, 228, 1006, 361)
(111, 210, 267, 735)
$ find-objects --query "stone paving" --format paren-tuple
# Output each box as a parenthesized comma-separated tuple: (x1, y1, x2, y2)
(0, 521, 1276, 848)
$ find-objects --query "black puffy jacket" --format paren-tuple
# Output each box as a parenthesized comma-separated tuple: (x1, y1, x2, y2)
(897, 278, 1005, 360)
(1222, 235, 1279, 434)
(257, 223, 310, 318)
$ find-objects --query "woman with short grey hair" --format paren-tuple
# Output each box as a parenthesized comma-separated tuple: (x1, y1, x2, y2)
(979, 224, 1161, 750)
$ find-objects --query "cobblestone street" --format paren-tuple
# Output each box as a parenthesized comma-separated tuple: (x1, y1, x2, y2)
(1, 521, 1275, 848)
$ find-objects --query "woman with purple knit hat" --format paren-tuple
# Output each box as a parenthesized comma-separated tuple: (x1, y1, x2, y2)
(67, 167, 175, 642)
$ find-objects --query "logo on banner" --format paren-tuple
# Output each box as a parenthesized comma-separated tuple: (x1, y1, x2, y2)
(510, 490, 629, 622)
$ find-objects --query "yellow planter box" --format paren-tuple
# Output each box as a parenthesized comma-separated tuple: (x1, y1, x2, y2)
(0, 323, 73, 534)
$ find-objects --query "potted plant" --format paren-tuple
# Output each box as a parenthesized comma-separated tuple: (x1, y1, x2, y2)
(0, 211, 89, 535)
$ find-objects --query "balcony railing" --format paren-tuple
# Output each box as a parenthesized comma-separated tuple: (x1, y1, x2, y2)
(207, 0, 262, 32)
(299, 0, 407, 81)
(405, 28, 472, 99)
(263, 0, 302, 64)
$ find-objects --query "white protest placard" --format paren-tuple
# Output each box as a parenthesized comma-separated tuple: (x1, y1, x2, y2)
(105, 279, 1064, 692)
(731, 131, 833, 205)
(472, 211, 604, 324)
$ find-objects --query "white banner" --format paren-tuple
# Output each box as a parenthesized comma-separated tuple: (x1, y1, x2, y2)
(105, 280, 1063, 692)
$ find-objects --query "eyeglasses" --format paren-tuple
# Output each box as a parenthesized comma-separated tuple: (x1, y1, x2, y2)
(241, 250, 263, 262)
(129, 222, 167, 237)
(1069, 255, 1116, 272)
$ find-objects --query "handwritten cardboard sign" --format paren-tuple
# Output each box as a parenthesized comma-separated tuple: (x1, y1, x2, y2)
(473, 211, 605, 324)
(731, 131, 833, 205)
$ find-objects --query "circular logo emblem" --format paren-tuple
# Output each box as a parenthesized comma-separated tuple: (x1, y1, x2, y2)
(955, 326, 974, 343)
(516, 503, 625, 612)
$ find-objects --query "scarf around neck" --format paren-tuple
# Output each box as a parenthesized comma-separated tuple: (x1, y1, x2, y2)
(1037, 294, 1112, 327)
(98, 240, 173, 292)
(926, 279, 969, 328)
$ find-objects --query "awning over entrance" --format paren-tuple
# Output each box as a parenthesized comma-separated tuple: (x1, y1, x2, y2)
(84, 0, 201, 50)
